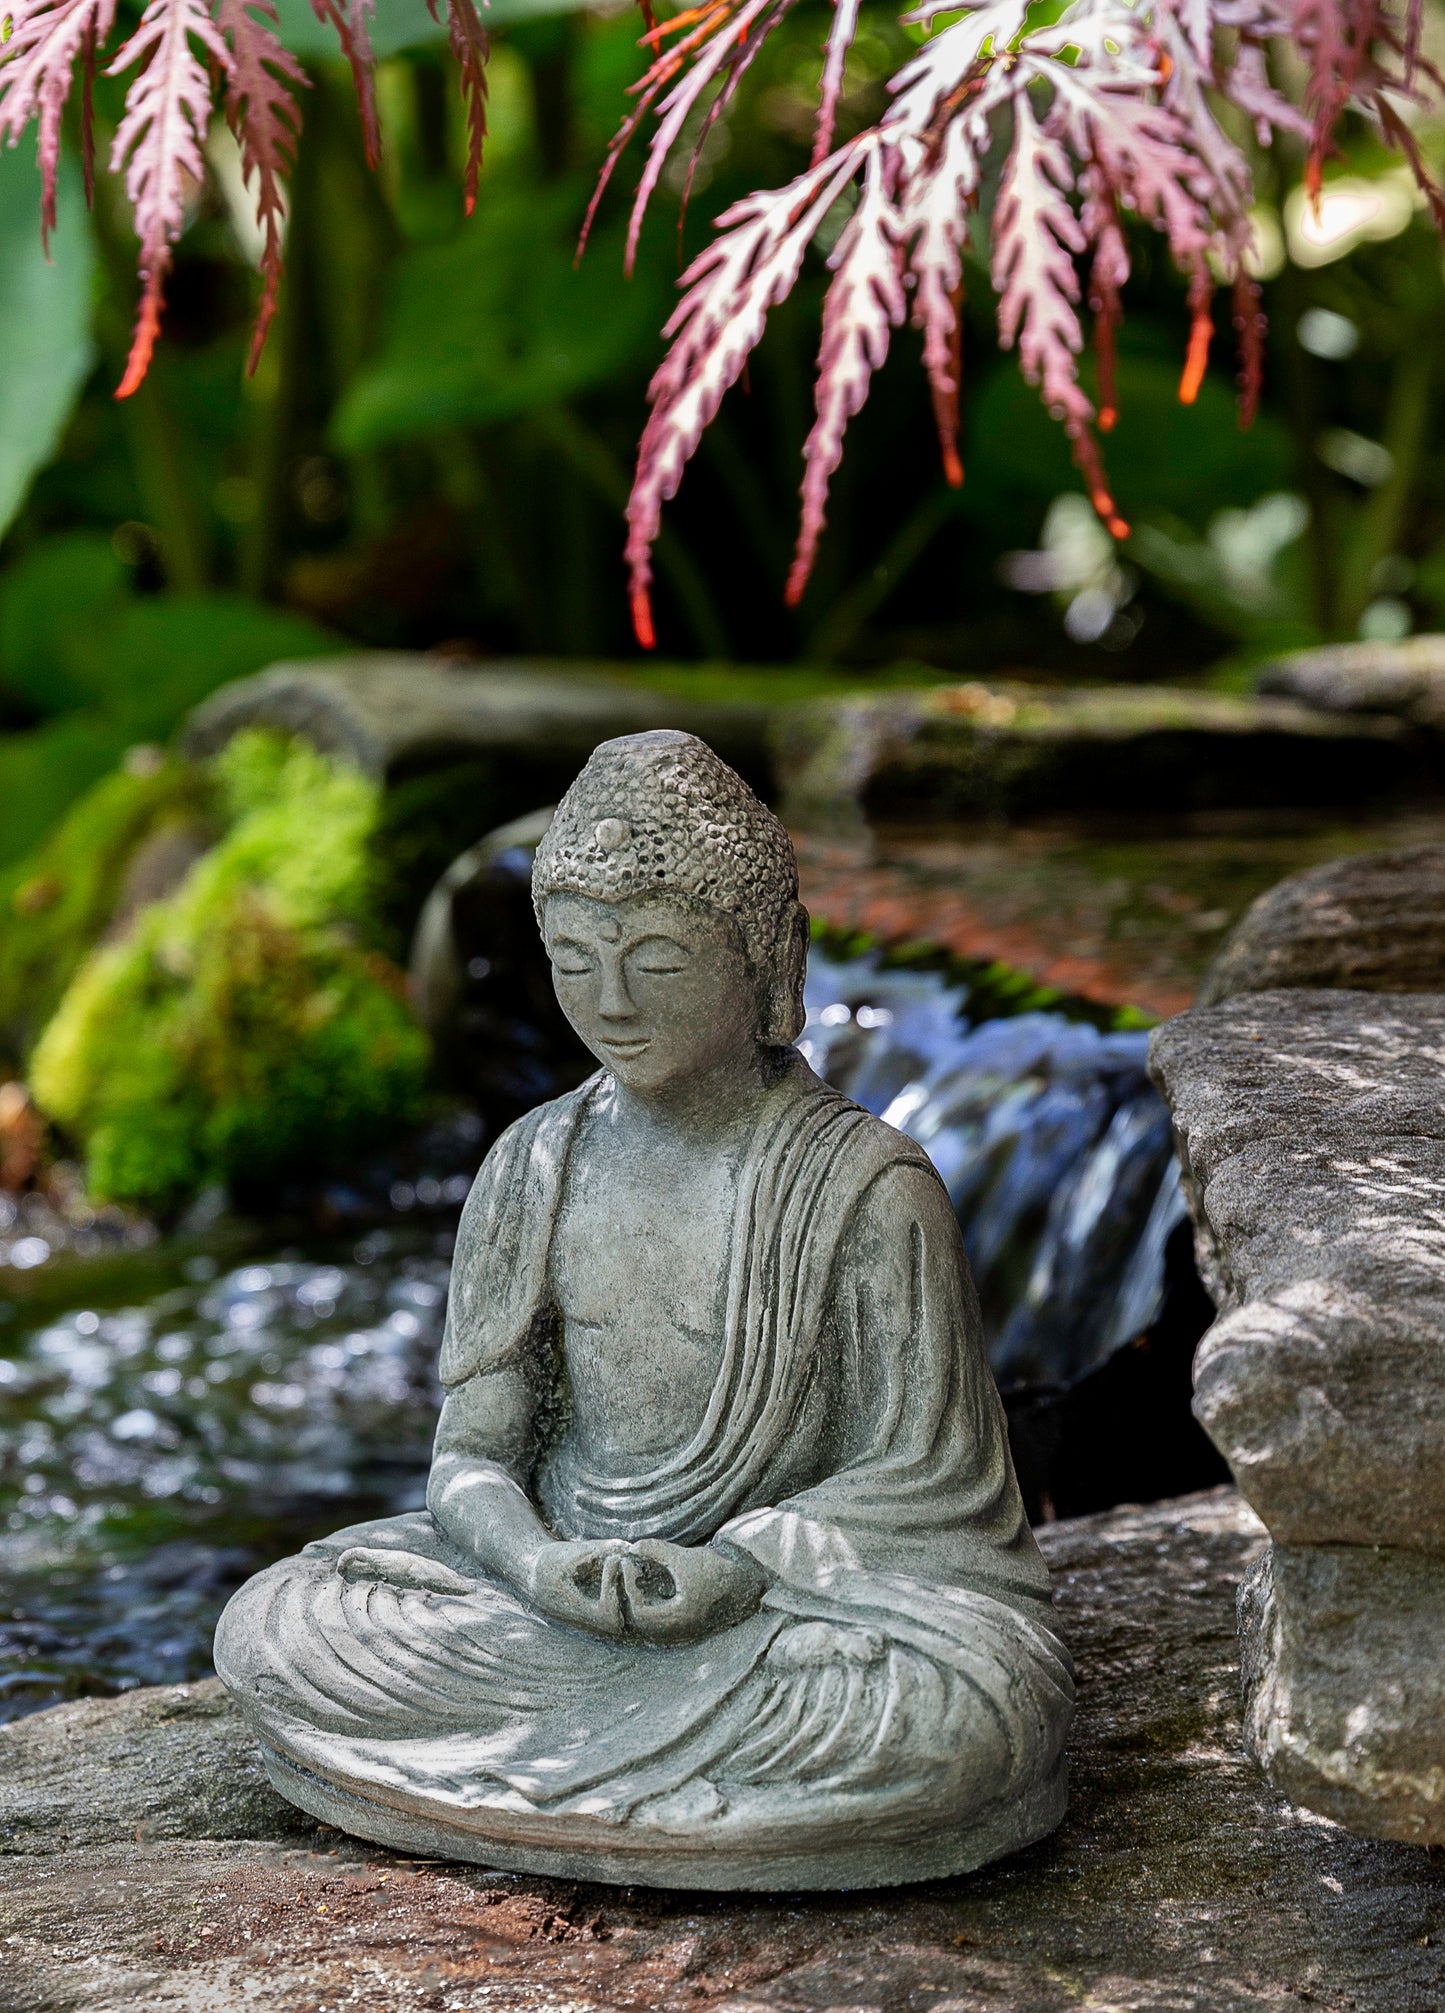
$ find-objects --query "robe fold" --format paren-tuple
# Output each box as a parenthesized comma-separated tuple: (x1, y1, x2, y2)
(214, 1062, 1075, 1888)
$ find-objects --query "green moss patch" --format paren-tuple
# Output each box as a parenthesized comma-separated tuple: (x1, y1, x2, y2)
(29, 733, 430, 1209)
(0, 757, 216, 1068)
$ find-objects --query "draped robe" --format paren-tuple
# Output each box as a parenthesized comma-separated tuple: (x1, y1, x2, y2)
(214, 1060, 1075, 1888)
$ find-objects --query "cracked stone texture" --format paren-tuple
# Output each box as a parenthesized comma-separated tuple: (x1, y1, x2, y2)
(1198, 845, 1445, 1007)
(1149, 990, 1445, 1846)
(1240, 1543, 1445, 1847)
(3, 1489, 1443, 2013)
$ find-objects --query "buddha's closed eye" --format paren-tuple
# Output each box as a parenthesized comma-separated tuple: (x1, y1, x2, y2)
(631, 937, 689, 975)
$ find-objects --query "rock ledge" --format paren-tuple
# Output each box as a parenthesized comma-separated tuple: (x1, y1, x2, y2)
(2, 1489, 1441, 2013)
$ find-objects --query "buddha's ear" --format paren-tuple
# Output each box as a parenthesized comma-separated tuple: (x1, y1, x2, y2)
(761, 901, 810, 1045)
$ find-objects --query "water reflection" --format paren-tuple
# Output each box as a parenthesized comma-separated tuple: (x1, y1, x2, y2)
(0, 1236, 450, 1718)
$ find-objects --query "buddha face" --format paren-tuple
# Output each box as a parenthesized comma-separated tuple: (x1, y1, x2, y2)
(543, 892, 761, 1094)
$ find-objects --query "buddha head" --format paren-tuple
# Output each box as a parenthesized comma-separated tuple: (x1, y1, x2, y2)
(532, 731, 809, 1092)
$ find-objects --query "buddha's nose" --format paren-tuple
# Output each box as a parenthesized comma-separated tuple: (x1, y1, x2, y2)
(597, 959, 635, 1020)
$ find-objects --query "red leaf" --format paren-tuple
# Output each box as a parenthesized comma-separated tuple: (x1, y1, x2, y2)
(108, 0, 229, 396)
(788, 139, 906, 602)
(0, 0, 118, 244)
(216, 0, 306, 373)
(307, 0, 377, 166)
(429, 0, 487, 216)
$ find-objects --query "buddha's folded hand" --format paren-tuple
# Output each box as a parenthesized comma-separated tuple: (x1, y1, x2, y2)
(618, 1539, 768, 1646)
(524, 1537, 633, 1638)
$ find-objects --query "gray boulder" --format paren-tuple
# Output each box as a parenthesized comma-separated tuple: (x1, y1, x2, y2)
(1199, 844, 1445, 1005)
(1258, 635, 1445, 728)
(1150, 987, 1445, 1843)
(1241, 1541, 1445, 1846)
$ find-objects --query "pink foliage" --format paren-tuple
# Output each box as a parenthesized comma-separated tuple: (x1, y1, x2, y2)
(0, 0, 117, 240)
(0, 0, 491, 394)
(109, 0, 230, 394)
(216, 0, 306, 372)
(0, 0, 1441, 630)
(788, 136, 906, 603)
(615, 0, 1445, 641)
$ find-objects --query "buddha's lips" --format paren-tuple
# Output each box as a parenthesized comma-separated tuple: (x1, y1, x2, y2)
(598, 1036, 652, 1058)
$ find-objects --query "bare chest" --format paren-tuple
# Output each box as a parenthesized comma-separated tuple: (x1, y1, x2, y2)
(548, 1135, 740, 1452)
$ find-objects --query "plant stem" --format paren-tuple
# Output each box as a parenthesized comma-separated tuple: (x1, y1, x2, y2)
(1335, 340, 1435, 635)
(533, 405, 731, 658)
(807, 485, 961, 663)
(89, 179, 214, 592)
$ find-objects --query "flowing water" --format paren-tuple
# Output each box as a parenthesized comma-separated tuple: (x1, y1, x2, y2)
(0, 945, 1194, 1724)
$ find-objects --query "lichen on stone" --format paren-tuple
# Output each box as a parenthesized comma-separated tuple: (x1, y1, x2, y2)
(28, 731, 430, 1208)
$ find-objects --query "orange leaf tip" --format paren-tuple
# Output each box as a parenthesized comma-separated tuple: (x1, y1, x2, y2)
(1179, 310, 1212, 405)
(630, 588, 657, 651)
(115, 292, 163, 401)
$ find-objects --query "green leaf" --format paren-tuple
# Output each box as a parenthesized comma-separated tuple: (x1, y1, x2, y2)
(0, 147, 95, 542)
(0, 571, 337, 864)
(270, 0, 593, 60)
(332, 184, 669, 450)
(0, 715, 139, 870)
(64, 594, 339, 737)
(0, 534, 128, 717)
(964, 351, 1295, 543)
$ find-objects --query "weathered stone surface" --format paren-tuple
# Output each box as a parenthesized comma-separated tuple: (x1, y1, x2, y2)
(1241, 1542, 1445, 1846)
(1258, 636, 1445, 729)
(0, 1678, 311, 1855)
(182, 655, 771, 788)
(1198, 845, 1445, 1005)
(1149, 988, 1445, 1845)
(774, 683, 1417, 829)
(1149, 989, 1445, 1554)
(3, 1490, 1443, 2012)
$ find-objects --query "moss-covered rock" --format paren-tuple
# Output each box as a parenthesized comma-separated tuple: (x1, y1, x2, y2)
(0, 758, 216, 1067)
(28, 733, 430, 1208)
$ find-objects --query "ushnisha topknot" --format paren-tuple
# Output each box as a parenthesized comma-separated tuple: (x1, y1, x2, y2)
(532, 730, 798, 980)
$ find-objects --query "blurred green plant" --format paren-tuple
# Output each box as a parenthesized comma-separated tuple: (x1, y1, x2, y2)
(29, 731, 429, 1207)
(0, 148, 95, 545)
(0, 532, 336, 865)
(0, 754, 215, 1067)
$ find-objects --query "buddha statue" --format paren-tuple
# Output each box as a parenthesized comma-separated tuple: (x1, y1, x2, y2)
(214, 731, 1074, 1889)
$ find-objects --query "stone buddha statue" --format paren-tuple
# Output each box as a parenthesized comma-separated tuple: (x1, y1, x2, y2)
(215, 730, 1074, 1889)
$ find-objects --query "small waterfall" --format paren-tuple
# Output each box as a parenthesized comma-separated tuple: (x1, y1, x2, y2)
(800, 951, 1187, 1393)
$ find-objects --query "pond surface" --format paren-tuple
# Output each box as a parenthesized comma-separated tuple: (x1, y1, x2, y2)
(0, 949, 1206, 1723)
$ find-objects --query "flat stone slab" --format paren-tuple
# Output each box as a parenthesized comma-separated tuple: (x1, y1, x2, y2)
(181, 655, 771, 787)
(796, 813, 1445, 1021)
(3, 1490, 1442, 2012)
(1259, 635, 1445, 729)
(775, 683, 1419, 829)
